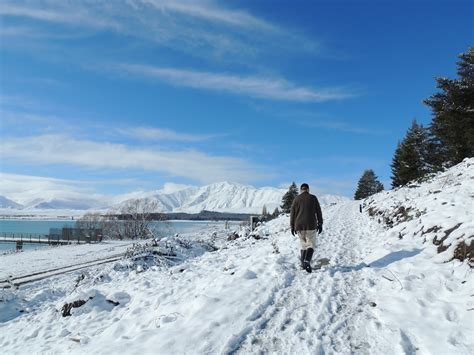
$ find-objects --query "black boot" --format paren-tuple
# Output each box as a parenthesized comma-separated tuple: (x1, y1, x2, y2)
(303, 248, 314, 273)
(300, 250, 306, 269)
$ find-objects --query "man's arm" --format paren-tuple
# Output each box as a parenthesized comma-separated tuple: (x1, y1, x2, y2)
(315, 196, 323, 230)
(290, 199, 297, 234)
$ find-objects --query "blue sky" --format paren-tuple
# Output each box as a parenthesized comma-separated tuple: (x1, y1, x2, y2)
(0, 0, 472, 198)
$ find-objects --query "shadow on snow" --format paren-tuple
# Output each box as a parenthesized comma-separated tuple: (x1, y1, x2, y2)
(327, 249, 422, 275)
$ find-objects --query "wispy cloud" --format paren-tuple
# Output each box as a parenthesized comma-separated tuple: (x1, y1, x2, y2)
(0, 3, 121, 30)
(0, 103, 222, 143)
(116, 127, 219, 142)
(0, 1, 277, 36)
(143, 0, 277, 31)
(298, 119, 387, 135)
(1, 95, 36, 111)
(118, 64, 354, 102)
(0, 134, 271, 184)
(0, 109, 81, 136)
(0, 1, 319, 62)
(251, 106, 384, 135)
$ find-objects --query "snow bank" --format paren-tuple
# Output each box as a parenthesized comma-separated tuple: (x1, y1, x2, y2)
(364, 157, 474, 264)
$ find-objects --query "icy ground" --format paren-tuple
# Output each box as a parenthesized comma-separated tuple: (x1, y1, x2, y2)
(0, 162, 473, 354)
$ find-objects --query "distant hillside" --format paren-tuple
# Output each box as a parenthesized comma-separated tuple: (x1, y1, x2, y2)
(0, 196, 23, 209)
(31, 198, 106, 210)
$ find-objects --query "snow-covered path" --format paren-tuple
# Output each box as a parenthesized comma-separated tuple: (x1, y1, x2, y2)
(233, 201, 392, 354)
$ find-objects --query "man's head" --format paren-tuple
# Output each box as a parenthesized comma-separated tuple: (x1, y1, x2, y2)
(300, 183, 309, 192)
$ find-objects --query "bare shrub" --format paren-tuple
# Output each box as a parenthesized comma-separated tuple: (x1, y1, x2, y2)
(76, 212, 103, 230)
(119, 198, 159, 239)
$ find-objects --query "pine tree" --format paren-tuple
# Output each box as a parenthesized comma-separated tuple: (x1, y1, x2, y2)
(354, 170, 384, 200)
(280, 182, 298, 213)
(272, 207, 280, 218)
(425, 126, 448, 171)
(262, 205, 268, 216)
(391, 119, 432, 187)
(424, 47, 474, 166)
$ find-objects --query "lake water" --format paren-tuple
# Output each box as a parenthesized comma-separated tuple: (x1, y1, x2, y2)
(0, 219, 240, 253)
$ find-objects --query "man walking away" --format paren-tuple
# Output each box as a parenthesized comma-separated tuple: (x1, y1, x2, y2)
(290, 183, 323, 273)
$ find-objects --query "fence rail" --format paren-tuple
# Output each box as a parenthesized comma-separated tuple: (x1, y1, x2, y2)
(0, 232, 98, 245)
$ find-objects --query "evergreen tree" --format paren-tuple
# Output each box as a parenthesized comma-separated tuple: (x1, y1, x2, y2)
(424, 47, 474, 165)
(391, 119, 432, 187)
(280, 182, 298, 213)
(354, 170, 384, 200)
(272, 207, 280, 218)
(262, 205, 268, 216)
(425, 126, 448, 171)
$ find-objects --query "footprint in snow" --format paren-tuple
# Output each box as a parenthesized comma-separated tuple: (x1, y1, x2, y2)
(156, 312, 182, 328)
(445, 309, 458, 322)
(242, 270, 258, 280)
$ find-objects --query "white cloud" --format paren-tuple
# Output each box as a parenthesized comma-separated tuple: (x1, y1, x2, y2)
(119, 64, 353, 102)
(117, 127, 218, 142)
(142, 0, 277, 31)
(0, 134, 271, 184)
(0, 3, 121, 30)
(0, 1, 319, 62)
(0, 95, 44, 111)
(159, 182, 194, 194)
(1, 104, 219, 142)
(298, 120, 387, 135)
(2, 0, 271, 32)
(0, 0, 282, 45)
(0, 172, 100, 205)
(250, 107, 381, 135)
(0, 172, 151, 207)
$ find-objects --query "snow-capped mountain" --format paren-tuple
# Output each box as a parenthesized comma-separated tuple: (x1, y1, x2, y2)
(166, 181, 285, 213)
(117, 182, 349, 214)
(28, 198, 108, 210)
(118, 182, 285, 214)
(0, 181, 349, 215)
(0, 196, 23, 209)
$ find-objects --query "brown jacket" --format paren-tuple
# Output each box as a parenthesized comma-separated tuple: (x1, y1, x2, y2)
(290, 191, 323, 231)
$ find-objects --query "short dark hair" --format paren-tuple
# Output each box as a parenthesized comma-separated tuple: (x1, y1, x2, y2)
(300, 183, 309, 190)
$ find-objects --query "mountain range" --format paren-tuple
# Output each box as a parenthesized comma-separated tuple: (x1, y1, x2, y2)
(0, 196, 23, 209)
(0, 181, 347, 215)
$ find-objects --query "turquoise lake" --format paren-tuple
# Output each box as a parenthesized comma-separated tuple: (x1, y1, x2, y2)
(0, 219, 239, 252)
